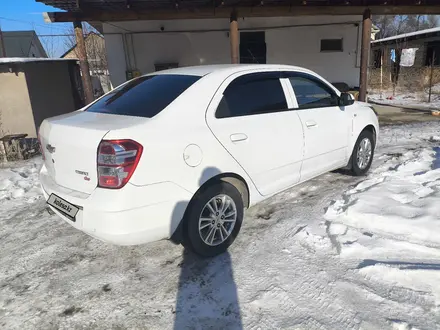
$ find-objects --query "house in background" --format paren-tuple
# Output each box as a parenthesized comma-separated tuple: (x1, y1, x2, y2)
(41, 0, 440, 102)
(61, 32, 112, 96)
(371, 24, 380, 41)
(369, 27, 440, 93)
(0, 58, 84, 139)
(100, 16, 365, 90)
(0, 31, 47, 58)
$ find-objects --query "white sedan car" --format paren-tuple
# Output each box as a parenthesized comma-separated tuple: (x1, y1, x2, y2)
(39, 64, 378, 257)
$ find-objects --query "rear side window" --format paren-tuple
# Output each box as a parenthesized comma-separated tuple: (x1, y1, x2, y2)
(87, 74, 200, 117)
(288, 76, 338, 109)
(216, 73, 287, 118)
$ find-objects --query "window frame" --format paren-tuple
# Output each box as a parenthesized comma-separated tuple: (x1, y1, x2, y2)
(320, 38, 344, 52)
(214, 71, 291, 119)
(85, 74, 200, 118)
(425, 41, 440, 67)
(282, 72, 340, 110)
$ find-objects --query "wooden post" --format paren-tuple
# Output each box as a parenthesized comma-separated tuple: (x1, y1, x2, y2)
(74, 21, 94, 105)
(429, 50, 435, 103)
(0, 26, 6, 57)
(230, 9, 239, 64)
(359, 8, 371, 102)
(380, 49, 383, 99)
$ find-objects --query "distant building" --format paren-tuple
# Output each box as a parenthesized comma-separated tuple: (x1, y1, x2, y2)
(371, 27, 440, 68)
(0, 58, 84, 138)
(371, 24, 380, 41)
(0, 31, 47, 58)
(61, 32, 111, 96)
(369, 27, 440, 92)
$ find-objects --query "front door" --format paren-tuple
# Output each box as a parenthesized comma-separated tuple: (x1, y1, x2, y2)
(285, 73, 350, 181)
(206, 71, 304, 196)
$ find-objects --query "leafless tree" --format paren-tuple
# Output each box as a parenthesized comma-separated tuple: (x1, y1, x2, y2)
(63, 23, 108, 75)
(40, 36, 59, 58)
(373, 15, 439, 39)
(373, 15, 397, 39)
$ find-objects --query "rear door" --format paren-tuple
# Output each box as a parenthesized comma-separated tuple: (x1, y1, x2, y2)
(284, 72, 350, 181)
(206, 71, 304, 196)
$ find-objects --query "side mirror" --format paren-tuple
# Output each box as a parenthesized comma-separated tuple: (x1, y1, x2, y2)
(339, 92, 355, 107)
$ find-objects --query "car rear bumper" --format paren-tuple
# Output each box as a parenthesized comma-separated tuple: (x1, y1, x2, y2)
(40, 165, 192, 245)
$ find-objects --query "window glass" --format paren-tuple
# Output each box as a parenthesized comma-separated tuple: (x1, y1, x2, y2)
(289, 76, 338, 109)
(425, 41, 440, 66)
(320, 39, 343, 52)
(216, 75, 287, 118)
(87, 74, 200, 118)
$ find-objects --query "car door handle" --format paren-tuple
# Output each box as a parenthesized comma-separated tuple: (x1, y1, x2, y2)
(305, 120, 318, 128)
(230, 133, 248, 142)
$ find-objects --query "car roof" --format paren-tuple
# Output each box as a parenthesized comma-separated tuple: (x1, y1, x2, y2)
(154, 64, 312, 77)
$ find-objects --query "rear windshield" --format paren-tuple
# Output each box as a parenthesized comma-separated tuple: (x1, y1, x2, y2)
(86, 74, 200, 117)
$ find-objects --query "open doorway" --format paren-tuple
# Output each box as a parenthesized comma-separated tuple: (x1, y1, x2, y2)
(240, 32, 266, 64)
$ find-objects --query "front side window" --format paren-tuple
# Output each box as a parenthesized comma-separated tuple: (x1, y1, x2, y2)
(216, 73, 287, 118)
(87, 74, 200, 118)
(288, 75, 338, 109)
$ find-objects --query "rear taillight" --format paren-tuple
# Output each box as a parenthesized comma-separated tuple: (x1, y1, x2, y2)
(38, 130, 45, 161)
(97, 139, 143, 189)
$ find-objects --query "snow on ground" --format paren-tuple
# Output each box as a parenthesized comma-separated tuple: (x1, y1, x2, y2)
(1, 122, 440, 330)
(369, 92, 440, 110)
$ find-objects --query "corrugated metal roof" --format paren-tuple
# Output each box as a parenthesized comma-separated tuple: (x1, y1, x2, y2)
(373, 26, 440, 44)
(0, 57, 76, 64)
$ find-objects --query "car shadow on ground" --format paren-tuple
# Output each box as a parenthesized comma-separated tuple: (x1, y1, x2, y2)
(172, 167, 243, 329)
(173, 250, 242, 329)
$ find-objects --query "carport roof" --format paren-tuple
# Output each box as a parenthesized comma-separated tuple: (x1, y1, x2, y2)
(37, 0, 440, 22)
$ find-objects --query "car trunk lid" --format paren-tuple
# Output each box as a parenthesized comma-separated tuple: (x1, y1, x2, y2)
(39, 111, 147, 194)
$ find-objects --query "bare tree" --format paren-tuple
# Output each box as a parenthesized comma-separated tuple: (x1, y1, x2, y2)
(63, 23, 108, 74)
(373, 15, 397, 39)
(373, 15, 440, 39)
(62, 23, 111, 95)
(426, 15, 439, 29)
(40, 36, 58, 58)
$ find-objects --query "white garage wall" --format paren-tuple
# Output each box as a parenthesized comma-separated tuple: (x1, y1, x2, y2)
(103, 15, 362, 88)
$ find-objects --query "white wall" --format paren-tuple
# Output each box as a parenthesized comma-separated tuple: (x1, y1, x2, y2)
(103, 16, 362, 88)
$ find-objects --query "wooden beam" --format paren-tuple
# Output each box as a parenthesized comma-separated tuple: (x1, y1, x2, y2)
(359, 8, 371, 102)
(230, 9, 239, 64)
(74, 21, 94, 105)
(44, 6, 440, 22)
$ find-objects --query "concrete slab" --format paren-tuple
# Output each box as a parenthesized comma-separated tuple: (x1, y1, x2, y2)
(372, 104, 440, 125)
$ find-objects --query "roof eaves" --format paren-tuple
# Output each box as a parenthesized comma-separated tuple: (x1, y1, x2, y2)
(373, 26, 440, 44)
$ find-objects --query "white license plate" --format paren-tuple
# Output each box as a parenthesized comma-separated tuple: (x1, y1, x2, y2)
(47, 194, 79, 220)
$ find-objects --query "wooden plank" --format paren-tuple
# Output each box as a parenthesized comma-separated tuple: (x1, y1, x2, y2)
(359, 8, 371, 102)
(45, 6, 440, 22)
(230, 10, 239, 64)
(74, 21, 94, 105)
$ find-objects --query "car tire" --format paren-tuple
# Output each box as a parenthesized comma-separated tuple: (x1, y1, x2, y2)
(183, 181, 244, 257)
(350, 130, 375, 176)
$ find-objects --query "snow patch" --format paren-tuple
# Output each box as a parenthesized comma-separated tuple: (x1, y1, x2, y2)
(326, 148, 440, 247)
(359, 264, 440, 306)
(0, 122, 440, 329)
(328, 223, 348, 236)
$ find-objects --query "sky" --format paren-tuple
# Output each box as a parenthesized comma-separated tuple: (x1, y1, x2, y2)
(0, 0, 72, 57)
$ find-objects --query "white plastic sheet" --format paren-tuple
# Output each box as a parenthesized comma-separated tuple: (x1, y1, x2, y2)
(400, 48, 419, 67)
